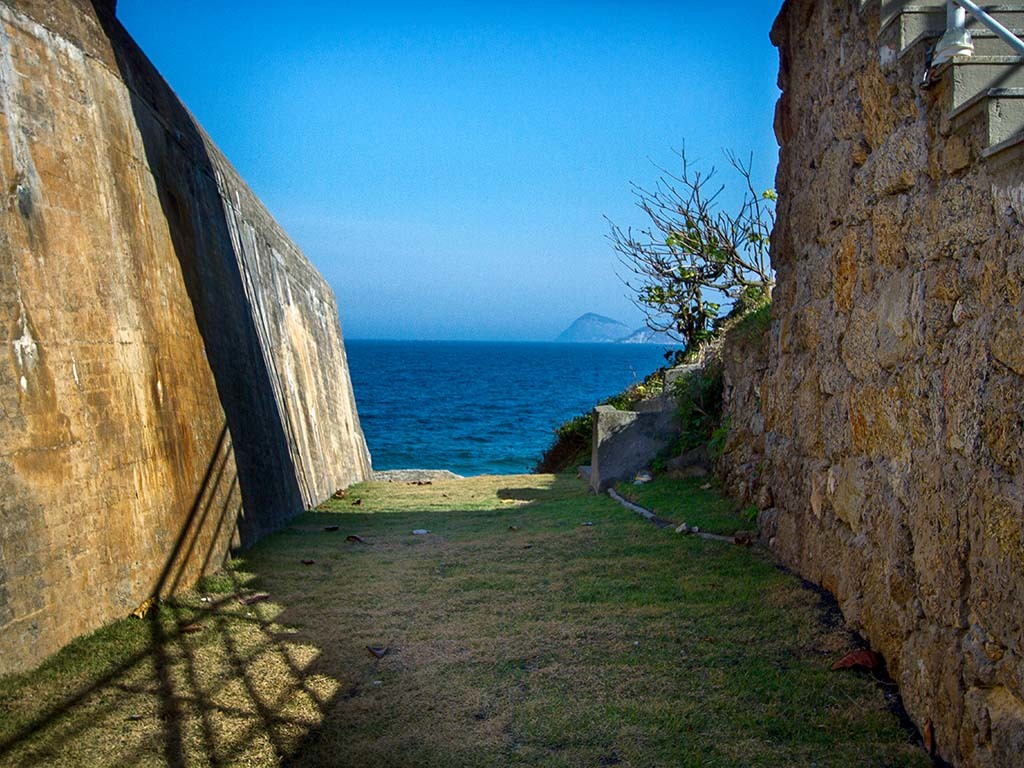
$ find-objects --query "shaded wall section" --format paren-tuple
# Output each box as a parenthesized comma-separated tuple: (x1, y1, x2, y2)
(755, 1, 1024, 765)
(0, 0, 371, 674)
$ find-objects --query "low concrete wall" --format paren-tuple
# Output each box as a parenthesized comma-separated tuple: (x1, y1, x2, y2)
(0, 0, 370, 674)
(589, 399, 679, 492)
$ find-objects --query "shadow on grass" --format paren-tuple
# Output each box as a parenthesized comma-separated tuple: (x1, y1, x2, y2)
(0, 554, 335, 767)
(0, 415, 325, 767)
(1, 474, 932, 768)
(495, 474, 582, 503)
(0, 476, 577, 767)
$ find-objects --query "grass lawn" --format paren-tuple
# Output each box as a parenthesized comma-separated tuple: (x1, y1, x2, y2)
(613, 477, 759, 536)
(0, 474, 929, 767)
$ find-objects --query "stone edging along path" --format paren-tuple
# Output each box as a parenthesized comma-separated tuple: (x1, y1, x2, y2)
(606, 488, 747, 544)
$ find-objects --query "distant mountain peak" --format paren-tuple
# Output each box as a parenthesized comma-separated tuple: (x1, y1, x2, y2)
(555, 313, 631, 343)
(555, 314, 680, 345)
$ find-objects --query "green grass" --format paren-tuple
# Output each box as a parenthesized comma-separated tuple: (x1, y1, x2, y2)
(615, 477, 758, 536)
(0, 474, 928, 768)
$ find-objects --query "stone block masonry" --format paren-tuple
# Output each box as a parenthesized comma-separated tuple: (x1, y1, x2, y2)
(0, 0, 371, 674)
(753, 1, 1024, 765)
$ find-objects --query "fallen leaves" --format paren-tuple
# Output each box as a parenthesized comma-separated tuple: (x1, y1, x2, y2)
(130, 598, 156, 620)
(922, 719, 934, 755)
(733, 531, 756, 546)
(831, 649, 882, 672)
(239, 593, 270, 606)
(366, 645, 390, 659)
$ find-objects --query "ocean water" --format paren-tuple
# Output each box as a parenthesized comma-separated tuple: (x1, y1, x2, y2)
(345, 340, 675, 476)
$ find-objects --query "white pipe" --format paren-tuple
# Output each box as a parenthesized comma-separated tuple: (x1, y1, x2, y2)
(954, 0, 1024, 56)
(948, 1, 967, 34)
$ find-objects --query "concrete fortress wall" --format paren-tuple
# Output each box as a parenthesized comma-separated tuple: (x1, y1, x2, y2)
(0, 0, 371, 674)
(763, 1, 1024, 765)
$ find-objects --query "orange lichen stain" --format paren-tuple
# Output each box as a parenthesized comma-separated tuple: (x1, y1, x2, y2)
(834, 232, 856, 313)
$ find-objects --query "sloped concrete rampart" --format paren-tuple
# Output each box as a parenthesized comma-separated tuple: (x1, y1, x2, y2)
(757, 1, 1024, 765)
(0, 0, 370, 674)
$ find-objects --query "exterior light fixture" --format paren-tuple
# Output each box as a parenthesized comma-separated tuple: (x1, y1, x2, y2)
(933, 2, 974, 65)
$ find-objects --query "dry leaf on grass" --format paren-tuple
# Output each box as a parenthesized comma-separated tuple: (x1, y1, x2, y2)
(831, 649, 881, 671)
(130, 598, 156, 620)
(240, 593, 270, 606)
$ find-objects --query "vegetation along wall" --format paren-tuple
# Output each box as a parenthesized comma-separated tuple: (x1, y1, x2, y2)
(0, 0, 371, 674)
(725, 1, 1024, 765)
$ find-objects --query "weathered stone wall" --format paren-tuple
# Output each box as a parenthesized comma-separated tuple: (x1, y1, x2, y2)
(757, 1, 1024, 765)
(0, 0, 370, 674)
(715, 316, 770, 509)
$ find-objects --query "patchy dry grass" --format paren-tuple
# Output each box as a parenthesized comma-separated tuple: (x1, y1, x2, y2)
(0, 474, 928, 767)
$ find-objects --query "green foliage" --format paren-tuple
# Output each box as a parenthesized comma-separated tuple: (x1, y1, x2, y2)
(728, 299, 772, 343)
(672, 363, 725, 454)
(611, 148, 775, 350)
(708, 416, 731, 459)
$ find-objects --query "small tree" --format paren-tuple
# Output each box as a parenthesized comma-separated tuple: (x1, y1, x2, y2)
(610, 149, 775, 350)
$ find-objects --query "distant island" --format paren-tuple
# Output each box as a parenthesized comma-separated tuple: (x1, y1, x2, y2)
(555, 313, 679, 345)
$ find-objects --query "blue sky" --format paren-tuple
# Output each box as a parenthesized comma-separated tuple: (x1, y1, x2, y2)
(118, 1, 784, 341)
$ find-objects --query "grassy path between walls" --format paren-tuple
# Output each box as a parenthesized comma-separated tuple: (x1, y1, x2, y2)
(0, 475, 930, 768)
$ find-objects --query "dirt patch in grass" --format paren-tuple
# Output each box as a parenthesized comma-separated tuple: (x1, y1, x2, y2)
(0, 474, 929, 767)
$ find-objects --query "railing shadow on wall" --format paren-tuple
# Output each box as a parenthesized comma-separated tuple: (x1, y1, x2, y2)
(0, 2, 343, 762)
(91, 1, 305, 550)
